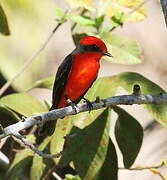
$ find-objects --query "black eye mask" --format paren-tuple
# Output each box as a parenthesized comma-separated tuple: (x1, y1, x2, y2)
(78, 43, 102, 53)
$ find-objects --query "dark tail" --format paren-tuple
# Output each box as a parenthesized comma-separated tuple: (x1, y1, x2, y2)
(39, 105, 57, 136)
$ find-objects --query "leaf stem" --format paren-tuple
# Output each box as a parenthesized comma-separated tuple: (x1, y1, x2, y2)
(119, 162, 164, 171)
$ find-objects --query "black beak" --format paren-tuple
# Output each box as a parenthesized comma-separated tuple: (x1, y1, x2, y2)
(101, 51, 113, 57)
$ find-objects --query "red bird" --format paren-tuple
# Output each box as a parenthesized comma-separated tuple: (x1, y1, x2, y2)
(41, 36, 112, 136)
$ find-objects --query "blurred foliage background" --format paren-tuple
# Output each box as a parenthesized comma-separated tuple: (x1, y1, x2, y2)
(0, 0, 56, 91)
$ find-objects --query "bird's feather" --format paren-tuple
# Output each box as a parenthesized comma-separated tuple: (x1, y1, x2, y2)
(40, 54, 73, 136)
(51, 54, 73, 108)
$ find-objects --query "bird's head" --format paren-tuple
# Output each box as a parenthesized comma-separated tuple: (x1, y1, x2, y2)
(77, 36, 112, 57)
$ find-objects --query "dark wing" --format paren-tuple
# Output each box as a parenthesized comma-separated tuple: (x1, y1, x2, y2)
(41, 54, 73, 137)
(51, 54, 73, 109)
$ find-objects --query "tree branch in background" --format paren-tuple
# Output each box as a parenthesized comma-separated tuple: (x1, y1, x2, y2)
(160, 0, 167, 28)
(0, 17, 67, 97)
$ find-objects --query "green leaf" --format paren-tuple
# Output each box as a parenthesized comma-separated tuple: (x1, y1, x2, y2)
(26, 134, 36, 144)
(71, 21, 96, 33)
(28, 75, 55, 90)
(116, 72, 167, 127)
(97, 0, 111, 17)
(114, 106, 143, 168)
(101, 32, 143, 64)
(68, 15, 96, 26)
(105, 2, 125, 24)
(105, 0, 147, 22)
(110, 14, 124, 27)
(0, 151, 9, 173)
(65, 174, 81, 180)
(0, 104, 20, 124)
(0, 4, 10, 35)
(55, 7, 66, 18)
(97, 139, 118, 180)
(50, 116, 73, 164)
(117, 72, 165, 94)
(0, 93, 47, 117)
(118, 0, 147, 22)
(7, 148, 33, 180)
(30, 137, 51, 180)
(94, 16, 104, 29)
(59, 108, 111, 179)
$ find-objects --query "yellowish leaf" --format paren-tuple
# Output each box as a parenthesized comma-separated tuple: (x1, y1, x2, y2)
(105, 0, 147, 22)
(65, 0, 94, 10)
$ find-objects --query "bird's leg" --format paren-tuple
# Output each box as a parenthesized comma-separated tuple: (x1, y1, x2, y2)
(65, 96, 79, 113)
(82, 97, 93, 112)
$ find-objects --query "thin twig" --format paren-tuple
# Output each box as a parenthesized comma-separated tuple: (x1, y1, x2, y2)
(119, 162, 164, 171)
(119, 163, 167, 180)
(52, 172, 63, 180)
(149, 168, 167, 180)
(13, 132, 62, 158)
(0, 21, 65, 97)
(42, 164, 59, 180)
(11, 132, 69, 158)
(42, 164, 63, 180)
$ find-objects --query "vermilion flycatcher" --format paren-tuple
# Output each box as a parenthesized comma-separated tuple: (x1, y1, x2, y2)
(41, 36, 112, 136)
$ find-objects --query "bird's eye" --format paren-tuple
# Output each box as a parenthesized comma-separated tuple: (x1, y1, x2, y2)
(90, 44, 101, 52)
(79, 44, 101, 52)
(92, 44, 98, 49)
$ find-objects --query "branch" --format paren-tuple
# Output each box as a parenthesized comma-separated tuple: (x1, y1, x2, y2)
(0, 18, 66, 97)
(160, 0, 167, 28)
(1, 91, 167, 157)
(13, 133, 62, 158)
(52, 172, 63, 180)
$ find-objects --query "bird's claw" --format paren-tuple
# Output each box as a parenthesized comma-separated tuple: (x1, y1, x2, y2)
(71, 103, 79, 113)
(83, 97, 93, 112)
(66, 98, 79, 113)
(33, 116, 45, 135)
(37, 122, 45, 136)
